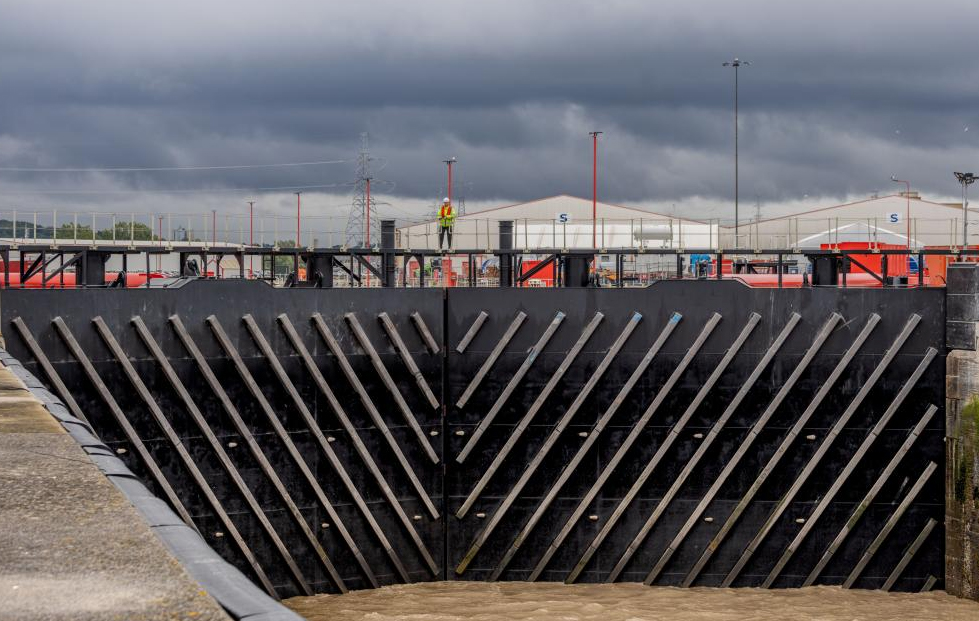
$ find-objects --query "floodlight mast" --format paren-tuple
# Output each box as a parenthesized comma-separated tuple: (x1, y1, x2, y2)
(723, 58, 749, 247)
(955, 172, 977, 248)
(890, 175, 910, 253)
(443, 157, 456, 204)
(247, 200, 255, 277)
(589, 131, 602, 249)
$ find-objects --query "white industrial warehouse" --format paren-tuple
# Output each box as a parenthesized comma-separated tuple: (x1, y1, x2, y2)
(392, 191, 978, 286)
(723, 192, 978, 249)
(396, 195, 715, 250)
(398, 192, 978, 253)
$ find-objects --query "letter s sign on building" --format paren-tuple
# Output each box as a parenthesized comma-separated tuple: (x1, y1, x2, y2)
(887, 212, 902, 224)
(555, 213, 571, 223)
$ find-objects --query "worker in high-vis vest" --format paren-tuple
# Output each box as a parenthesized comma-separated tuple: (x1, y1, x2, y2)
(437, 197, 456, 249)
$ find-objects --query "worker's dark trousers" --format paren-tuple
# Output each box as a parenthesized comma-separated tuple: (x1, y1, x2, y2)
(439, 225, 453, 249)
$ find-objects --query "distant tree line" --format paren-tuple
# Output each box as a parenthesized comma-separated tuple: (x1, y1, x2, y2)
(0, 219, 160, 241)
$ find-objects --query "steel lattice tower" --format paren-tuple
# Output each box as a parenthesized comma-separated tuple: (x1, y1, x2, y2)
(345, 133, 380, 248)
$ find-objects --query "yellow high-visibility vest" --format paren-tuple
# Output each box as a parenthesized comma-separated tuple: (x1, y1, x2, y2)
(438, 203, 456, 226)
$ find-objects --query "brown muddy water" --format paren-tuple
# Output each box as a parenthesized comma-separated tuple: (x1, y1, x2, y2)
(284, 581, 979, 621)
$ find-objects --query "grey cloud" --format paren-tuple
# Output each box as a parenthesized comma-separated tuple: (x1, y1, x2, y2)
(1, 0, 978, 218)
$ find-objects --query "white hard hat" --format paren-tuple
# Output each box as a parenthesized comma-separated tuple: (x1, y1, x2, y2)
(443, 197, 450, 203)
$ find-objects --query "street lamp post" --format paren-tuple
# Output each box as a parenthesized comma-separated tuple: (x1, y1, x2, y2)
(294, 192, 302, 248)
(247, 200, 255, 278)
(443, 157, 456, 205)
(890, 176, 910, 254)
(954, 172, 977, 248)
(589, 131, 602, 249)
(723, 57, 749, 247)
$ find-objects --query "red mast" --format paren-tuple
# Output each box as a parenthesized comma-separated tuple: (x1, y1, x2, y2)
(365, 178, 371, 247)
(294, 192, 302, 247)
(590, 131, 602, 248)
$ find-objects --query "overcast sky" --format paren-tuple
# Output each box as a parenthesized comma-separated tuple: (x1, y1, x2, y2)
(1, 0, 978, 224)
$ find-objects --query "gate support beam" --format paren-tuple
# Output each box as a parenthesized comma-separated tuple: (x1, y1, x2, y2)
(762, 350, 938, 588)
(131, 316, 311, 596)
(277, 313, 438, 575)
(719, 314, 921, 588)
(640, 312, 843, 585)
(566, 312, 761, 583)
(312, 312, 440, 518)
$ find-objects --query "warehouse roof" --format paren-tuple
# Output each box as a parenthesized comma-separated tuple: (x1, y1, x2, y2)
(400, 195, 705, 228)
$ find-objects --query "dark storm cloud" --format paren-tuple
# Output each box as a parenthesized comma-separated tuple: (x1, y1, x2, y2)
(1, 0, 979, 216)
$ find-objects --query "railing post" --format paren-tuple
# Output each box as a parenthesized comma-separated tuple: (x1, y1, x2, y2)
(562, 253, 591, 287)
(499, 220, 513, 287)
(380, 220, 396, 287)
(79, 251, 108, 287)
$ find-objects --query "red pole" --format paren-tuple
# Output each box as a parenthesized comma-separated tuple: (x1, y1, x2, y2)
(295, 192, 301, 247)
(211, 210, 216, 246)
(366, 178, 371, 247)
(443, 157, 456, 207)
(248, 201, 254, 278)
(905, 181, 910, 254)
(157, 216, 163, 271)
(590, 131, 602, 248)
(891, 178, 911, 254)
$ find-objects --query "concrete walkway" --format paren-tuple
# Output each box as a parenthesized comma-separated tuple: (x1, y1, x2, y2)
(0, 363, 230, 621)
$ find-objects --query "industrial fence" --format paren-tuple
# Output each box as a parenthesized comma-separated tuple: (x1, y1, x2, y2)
(1, 209, 977, 251)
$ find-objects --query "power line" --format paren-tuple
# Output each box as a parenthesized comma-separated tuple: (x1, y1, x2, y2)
(0, 182, 357, 195)
(0, 159, 349, 173)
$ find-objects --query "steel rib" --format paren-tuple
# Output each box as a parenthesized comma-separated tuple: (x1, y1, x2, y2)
(131, 316, 312, 597)
(599, 313, 801, 584)
(719, 313, 920, 587)
(506, 313, 721, 578)
(277, 313, 439, 576)
(454, 311, 671, 576)
(410, 311, 440, 354)
(379, 312, 439, 409)
(882, 518, 936, 591)
(516, 313, 721, 580)
(11, 317, 90, 426)
(454, 312, 606, 519)
(456, 311, 566, 463)
(455, 312, 527, 409)
(639, 312, 842, 586)
(92, 317, 277, 597)
(169, 314, 342, 592)
(842, 461, 937, 589)
(243, 314, 409, 583)
(518, 312, 722, 582)
(525, 311, 684, 580)
(498, 312, 646, 578)
(565, 312, 761, 583)
(804, 405, 938, 586)
(52, 317, 197, 532)
(686, 312, 884, 588)
(206, 315, 369, 589)
(346, 312, 439, 464)
(312, 312, 440, 519)
(456, 311, 489, 353)
(763, 348, 938, 588)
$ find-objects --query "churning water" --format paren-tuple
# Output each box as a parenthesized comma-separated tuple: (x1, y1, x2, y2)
(284, 581, 978, 621)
